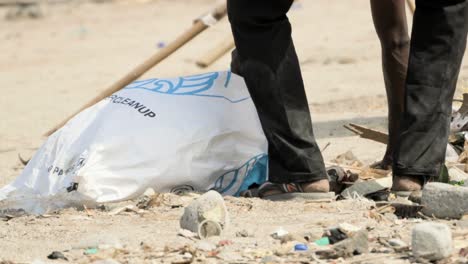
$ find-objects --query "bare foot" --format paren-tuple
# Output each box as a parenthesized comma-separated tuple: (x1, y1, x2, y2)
(392, 176, 423, 192)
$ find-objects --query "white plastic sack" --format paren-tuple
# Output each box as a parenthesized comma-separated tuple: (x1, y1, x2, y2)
(0, 71, 268, 213)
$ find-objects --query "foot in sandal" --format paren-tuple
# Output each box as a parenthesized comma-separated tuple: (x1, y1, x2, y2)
(257, 179, 334, 201)
(391, 175, 429, 202)
(392, 176, 424, 192)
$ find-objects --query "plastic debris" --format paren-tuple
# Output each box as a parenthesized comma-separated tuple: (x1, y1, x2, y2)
(294, 244, 308, 251)
(84, 248, 98, 255)
(271, 227, 289, 239)
(180, 190, 229, 239)
(314, 237, 330, 246)
(157, 41, 166, 48)
(47, 251, 68, 261)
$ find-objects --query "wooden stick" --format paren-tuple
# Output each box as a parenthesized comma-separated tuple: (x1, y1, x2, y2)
(43, 3, 227, 137)
(196, 35, 235, 68)
(343, 123, 388, 145)
(406, 0, 415, 14)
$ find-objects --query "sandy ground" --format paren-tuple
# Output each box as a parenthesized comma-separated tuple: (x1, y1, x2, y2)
(1, 0, 468, 262)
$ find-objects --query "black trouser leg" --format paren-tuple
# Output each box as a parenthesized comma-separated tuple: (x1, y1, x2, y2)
(227, 0, 327, 183)
(393, 0, 468, 178)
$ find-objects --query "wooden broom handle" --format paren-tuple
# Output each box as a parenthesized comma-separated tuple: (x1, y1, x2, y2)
(44, 3, 227, 137)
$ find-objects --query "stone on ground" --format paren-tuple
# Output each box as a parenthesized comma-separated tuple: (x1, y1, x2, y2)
(412, 222, 453, 261)
(421, 182, 468, 219)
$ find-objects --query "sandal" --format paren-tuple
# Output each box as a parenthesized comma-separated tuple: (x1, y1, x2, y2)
(257, 182, 335, 201)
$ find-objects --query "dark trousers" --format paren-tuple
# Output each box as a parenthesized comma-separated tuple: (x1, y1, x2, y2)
(227, 0, 468, 182)
(228, 0, 327, 183)
(393, 0, 468, 178)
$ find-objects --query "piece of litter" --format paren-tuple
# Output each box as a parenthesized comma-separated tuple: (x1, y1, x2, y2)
(314, 237, 330, 246)
(84, 248, 98, 255)
(47, 251, 68, 261)
(157, 41, 166, 48)
(271, 227, 289, 239)
(294, 244, 308, 251)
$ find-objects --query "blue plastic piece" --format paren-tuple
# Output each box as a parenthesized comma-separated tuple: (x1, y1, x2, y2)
(294, 243, 308, 251)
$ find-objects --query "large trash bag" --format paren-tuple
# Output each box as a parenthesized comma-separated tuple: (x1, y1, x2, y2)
(0, 71, 268, 214)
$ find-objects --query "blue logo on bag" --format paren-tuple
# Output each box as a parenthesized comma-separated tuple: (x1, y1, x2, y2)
(211, 154, 268, 196)
(124, 71, 249, 103)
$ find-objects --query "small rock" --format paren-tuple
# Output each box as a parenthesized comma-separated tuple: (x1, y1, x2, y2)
(236, 229, 251, 237)
(422, 182, 468, 219)
(47, 251, 67, 261)
(388, 238, 407, 248)
(180, 190, 229, 238)
(412, 222, 453, 261)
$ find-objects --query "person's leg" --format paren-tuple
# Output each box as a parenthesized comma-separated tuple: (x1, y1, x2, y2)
(370, 0, 410, 169)
(393, 0, 468, 191)
(227, 0, 329, 192)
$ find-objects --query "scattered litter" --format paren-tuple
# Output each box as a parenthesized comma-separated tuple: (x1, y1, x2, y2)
(317, 227, 368, 259)
(47, 251, 68, 261)
(327, 165, 359, 194)
(412, 222, 453, 261)
(156, 41, 166, 48)
(294, 243, 308, 251)
(84, 247, 99, 255)
(271, 227, 289, 240)
(323, 227, 348, 244)
(341, 177, 392, 199)
(180, 190, 228, 239)
(314, 237, 330, 246)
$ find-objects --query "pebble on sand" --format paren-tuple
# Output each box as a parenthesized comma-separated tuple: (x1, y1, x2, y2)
(412, 222, 453, 261)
